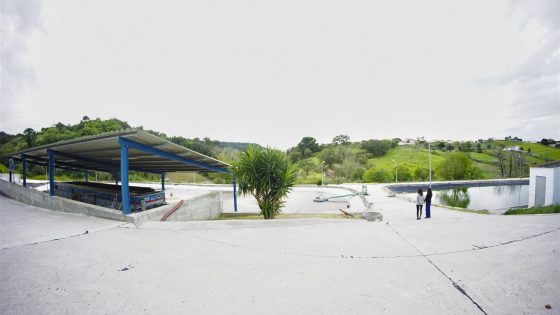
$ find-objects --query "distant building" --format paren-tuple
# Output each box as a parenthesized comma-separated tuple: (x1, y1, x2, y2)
(528, 161, 560, 207)
(503, 146, 522, 152)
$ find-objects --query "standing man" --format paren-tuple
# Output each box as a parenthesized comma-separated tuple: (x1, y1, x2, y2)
(425, 188, 432, 218)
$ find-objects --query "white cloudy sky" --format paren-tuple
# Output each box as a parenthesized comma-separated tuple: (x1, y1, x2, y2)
(1, 0, 558, 149)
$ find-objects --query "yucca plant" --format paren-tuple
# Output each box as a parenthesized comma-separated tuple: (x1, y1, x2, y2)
(231, 146, 298, 219)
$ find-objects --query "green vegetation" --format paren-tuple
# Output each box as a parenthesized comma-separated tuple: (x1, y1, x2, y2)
(504, 205, 560, 215)
(0, 117, 253, 183)
(437, 152, 481, 180)
(2, 120, 559, 185)
(217, 213, 359, 220)
(289, 136, 559, 184)
(232, 146, 298, 219)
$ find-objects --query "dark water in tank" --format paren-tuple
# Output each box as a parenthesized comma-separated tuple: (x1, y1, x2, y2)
(408, 185, 529, 214)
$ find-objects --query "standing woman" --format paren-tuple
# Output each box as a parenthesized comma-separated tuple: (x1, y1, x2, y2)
(416, 189, 424, 220)
(425, 188, 432, 218)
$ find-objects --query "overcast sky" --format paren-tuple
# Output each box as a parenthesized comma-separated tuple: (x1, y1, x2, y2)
(1, 0, 558, 149)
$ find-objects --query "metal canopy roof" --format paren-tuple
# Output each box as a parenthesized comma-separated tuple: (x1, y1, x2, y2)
(10, 129, 231, 174)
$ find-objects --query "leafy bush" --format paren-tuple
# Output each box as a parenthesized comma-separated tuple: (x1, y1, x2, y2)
(414, 167, 430, 181)
(504, 205, 560, 215)
(363, 167, 391, 183)
(394, 165, 412, 182)
(361, 139, 392, 157)
(232, 146, 298, 219)
(437, 152, 481, 180)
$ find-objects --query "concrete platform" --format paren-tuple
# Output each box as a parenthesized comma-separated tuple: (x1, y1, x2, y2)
(1, 185, 559, 314)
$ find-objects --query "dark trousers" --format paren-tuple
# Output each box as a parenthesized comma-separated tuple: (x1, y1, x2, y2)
(416, 205, 423, 219)
(426, 202, 431, 218)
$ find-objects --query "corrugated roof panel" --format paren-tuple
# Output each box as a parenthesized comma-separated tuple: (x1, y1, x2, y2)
(9, 129, 230, 174)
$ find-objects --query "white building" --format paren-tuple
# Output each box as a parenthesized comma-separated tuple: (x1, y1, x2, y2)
(528, 161, 560, 207)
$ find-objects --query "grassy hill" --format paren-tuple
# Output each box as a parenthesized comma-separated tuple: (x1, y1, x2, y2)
(294, 141, 560, 184)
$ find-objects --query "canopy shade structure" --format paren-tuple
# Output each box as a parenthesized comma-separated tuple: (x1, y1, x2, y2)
(9, 129, 231, 174)
(7, 129, 237, 214)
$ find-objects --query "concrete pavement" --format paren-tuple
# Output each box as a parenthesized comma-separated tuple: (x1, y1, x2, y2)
(0, 185, 559, 314)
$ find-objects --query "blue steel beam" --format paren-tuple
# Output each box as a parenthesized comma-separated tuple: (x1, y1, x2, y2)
(48, 149, 162, 175)
(233, 175, 238, 212)
(161, 172, 165, 202)
(117, 137, 230, 174)
(48, 150, 55, 196)
(20, 155, 105, 174)
(21, 154, 27, 187)
(120, 143, 131, 214)
(8, 158, 14, 183)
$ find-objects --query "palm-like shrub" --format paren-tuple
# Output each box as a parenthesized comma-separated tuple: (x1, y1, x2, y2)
(232, 146, 298, 219)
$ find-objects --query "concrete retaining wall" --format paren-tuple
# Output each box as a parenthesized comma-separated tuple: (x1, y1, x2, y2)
(0, 180, 223, 225)
(129, 191, 223, 225)
(0, 180, 129, 222)
(167, 191, 222, 221)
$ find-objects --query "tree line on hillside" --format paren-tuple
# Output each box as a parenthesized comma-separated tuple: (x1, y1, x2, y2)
(285, 134, 555, 184)
(0, 117, 255, 182)
(1, 119, 556, 184)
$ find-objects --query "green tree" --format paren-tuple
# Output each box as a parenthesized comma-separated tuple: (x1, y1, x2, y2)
(476, 143, 482, 153)
(437, 152, 472, 180)
(288, 137, 320, 161)
(23, 128, 36, 148)
(363, 167, 390, 183)
(332, 134, 350, 145)
(361, 139, 392, 157)
(414, 167, 430, 181)
(232, 146, 298, 219)
(394, 165, 412, 182)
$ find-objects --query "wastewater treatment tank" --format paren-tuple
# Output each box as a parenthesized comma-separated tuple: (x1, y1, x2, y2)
(55, 181, 165, 211)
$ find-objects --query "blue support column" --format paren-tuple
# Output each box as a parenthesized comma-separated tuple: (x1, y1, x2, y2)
(233, 175, 238, 212)
(48, 150, 55, 196)
(120, 144, 131, 214)
(21, 155, 27, 187)
(161, 172, 165, 202)
(8, 158, 14, 183)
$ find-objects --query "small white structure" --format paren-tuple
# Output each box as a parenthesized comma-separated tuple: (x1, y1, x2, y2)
(528, 161, 560, 207)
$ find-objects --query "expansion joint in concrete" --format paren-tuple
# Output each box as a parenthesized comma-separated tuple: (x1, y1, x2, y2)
(387, 224, 488, 315)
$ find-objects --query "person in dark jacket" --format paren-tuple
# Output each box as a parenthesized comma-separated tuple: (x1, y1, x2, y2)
(416, 189, 424, 220)
(425, 188, 432, 218)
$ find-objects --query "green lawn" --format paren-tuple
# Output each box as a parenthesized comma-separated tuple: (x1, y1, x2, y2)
(504, 205, 560, 215)
(498, 141, 560, 160)
(368, 147, 448, 172)
(469, 152, 497, 163)
(217, 213, 360, 220)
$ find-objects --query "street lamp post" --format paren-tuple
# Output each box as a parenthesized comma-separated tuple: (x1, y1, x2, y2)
(392, 159, 398, 183)
(429, 142, 432, 187)
(320, 161, 326, 187)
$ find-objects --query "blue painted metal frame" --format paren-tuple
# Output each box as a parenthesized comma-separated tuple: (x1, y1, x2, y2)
(117, 137, 230, 174)
(233, 175, 238, 212)
(161, 172, 165, 202)
(48, 149, 161, 175)
(120, 144, 131, 214)
(8, 158, 14, 183)
(18, 155, 89, 173)
(21, 154, 27, 187)
(117, 137, 233, 214)
(48, 150, 55, 196)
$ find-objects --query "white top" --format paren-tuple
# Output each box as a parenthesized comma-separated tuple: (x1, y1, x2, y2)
(416, 194, 424, 205)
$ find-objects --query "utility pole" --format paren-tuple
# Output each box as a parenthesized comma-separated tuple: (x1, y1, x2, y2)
(392, 159, 398, 183)
(429, 142, 432, 187)
(321, 161, 325, 186)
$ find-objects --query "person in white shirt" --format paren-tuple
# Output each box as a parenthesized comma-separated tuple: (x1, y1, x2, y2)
(416, 188, 424, 220)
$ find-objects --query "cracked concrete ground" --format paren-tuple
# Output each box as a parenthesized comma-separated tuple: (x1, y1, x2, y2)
(1, 184, 559, 314)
